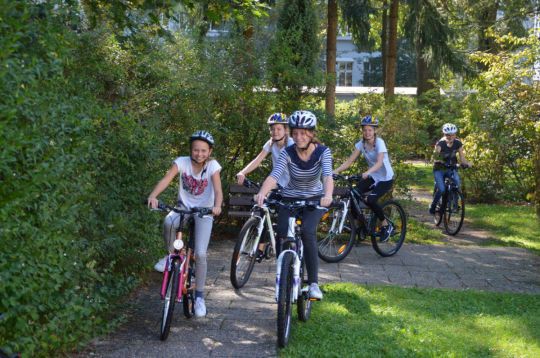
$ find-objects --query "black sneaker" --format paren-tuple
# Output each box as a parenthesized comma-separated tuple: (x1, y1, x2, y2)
(380, 223, 394, 243)
(429, 206, 436, 215)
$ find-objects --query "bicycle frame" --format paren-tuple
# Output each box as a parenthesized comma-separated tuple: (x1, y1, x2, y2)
(160, 214, 193, 303)
(248, 204, 277, 258)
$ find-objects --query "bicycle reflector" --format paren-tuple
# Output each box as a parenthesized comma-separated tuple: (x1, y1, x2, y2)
(173, 239, 184, 251)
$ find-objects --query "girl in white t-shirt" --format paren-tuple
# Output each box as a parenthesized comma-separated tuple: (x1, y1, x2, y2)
(147, 130, 223, 318)
(236, 113, 294, 188)
(333, 115, 395, 242)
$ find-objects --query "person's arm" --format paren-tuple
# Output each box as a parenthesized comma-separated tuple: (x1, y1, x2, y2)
(458, 147, 471, 167)
(321, 175, 334, 207)
(362, 152, 384, 179)
(147, 164, 179, 208)
(431, 143, 442, 163)
(333, 149, 361, 174)
(254, 176, 278, 207)
(211, 170, 223, 216)
(236, 149, 269, 184)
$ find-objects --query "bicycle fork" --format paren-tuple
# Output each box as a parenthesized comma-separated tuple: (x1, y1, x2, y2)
(275, 217, 301, 303)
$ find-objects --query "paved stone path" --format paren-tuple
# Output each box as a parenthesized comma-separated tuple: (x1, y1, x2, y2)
(80, 239, 540, 357)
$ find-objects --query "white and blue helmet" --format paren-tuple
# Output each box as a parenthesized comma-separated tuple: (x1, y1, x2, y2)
(189, 130, 214, 146)
(442, 123, 457, 135)
(289, 110, 317, 129)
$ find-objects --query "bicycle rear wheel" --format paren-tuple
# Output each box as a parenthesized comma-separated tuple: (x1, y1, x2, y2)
(277, 252, 294, 348)
(296, 261, 311, 322)
(183, 258, 195, 318)
(317, 205, 356, 263)
(443, 190, 465, 235)
(160, 259, 180, 341)
(370, 200, 407, 257)
(230, 217, 260, 289)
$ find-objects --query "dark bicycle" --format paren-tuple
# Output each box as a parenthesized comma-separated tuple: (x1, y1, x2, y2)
(432, 164, 467, 235)
(317, 174, 407, 262)
(274, 199, 326, 348)
(149, 202, 212, 341)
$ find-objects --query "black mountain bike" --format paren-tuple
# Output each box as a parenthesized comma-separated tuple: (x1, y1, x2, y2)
(317, 174, 407, 262)
(274, 199, 326, 348)
(432, 164, 467, 235)
(150, 203, 212, 341)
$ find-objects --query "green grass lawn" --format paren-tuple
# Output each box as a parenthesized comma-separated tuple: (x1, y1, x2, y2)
(467, 203, 540, 253)
(407, 161, 433, 190)
(282, 283, 540, 357)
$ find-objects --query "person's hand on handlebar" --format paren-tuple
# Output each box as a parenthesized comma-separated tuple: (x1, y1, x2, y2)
(236, 172, 246, 185)
(212, 206, 222, 216)
(254, 193, 266, 207)
(361, 172, 370, 180)
(148, 196, 159, 209)
(320, 196, 332, 207)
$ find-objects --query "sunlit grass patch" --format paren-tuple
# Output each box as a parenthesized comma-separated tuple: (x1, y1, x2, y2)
(282, 283, 540, 357)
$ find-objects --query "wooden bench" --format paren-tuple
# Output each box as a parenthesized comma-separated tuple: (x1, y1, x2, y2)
(227, 184, 350, 218)
(228, 184, 259, 218)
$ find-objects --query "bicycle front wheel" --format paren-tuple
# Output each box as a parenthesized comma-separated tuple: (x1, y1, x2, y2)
(370, 200, 407, 257)
(160, 259, 179, 341)
(432, 188, 443, 226)
(317, 206, 356, 263)
(443, 190, 465, 235)
(296, 260, 311, 322)
(183, 258, 195, 318)
(230, 217, 260, 289)
(277, 252, 294, 348)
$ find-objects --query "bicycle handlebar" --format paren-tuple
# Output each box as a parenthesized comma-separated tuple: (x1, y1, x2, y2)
(148, 202, 213, 216)
(332, 173, 361, 182)
(243, 177, 261, 189)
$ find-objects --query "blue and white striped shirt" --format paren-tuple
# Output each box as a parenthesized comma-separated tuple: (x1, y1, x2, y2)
(270, 144, 333, 198)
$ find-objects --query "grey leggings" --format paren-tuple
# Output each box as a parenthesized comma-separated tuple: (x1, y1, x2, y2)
(163, 211, 213, 295)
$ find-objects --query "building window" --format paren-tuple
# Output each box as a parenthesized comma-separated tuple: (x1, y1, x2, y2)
(337, 62, 353, 86)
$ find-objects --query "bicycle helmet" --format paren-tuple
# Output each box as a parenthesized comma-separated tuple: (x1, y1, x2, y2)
(189, 130, 214, 147)
(361, 115, 379, 127)
(267, 112, 288, 126)
(442, 123, 457, 135)
(289, 110, 317, 129)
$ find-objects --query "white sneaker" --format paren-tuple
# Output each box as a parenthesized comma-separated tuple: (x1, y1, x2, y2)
(308, 283, 323, 300)
(194, 297, 207, 317)
(154, 256, 167, 273)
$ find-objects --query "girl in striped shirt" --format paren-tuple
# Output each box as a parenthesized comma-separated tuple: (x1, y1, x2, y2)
(255, 110, 333, 300)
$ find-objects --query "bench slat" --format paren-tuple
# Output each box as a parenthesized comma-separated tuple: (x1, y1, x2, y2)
(229, 196, 255, 206)
(228, 211, 253, 217)
(229, 184, 258, 194)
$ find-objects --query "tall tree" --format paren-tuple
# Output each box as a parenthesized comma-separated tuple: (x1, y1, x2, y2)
(404, 0, 470, 101)
(269, 0, 320, 112)
(325, 0, 338, 119)
(325, 0, 373, 118)
(384, 0, 399, 99)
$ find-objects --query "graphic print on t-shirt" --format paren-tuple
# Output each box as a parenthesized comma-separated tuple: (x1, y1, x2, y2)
(181, 171, 208, 196)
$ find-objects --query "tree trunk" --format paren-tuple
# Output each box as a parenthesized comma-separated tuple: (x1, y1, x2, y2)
(477, 1, 499, 53)
(381, 0, 388, 87)
(416, 47, 435, 102)
(325, 0, 338, 120)
(384, 0, 399, 99)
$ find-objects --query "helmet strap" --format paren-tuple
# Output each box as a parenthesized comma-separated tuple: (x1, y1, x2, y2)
(272, 135, 285, 143)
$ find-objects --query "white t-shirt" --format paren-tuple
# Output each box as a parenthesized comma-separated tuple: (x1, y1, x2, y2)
(262, 137, 294, 187)
(354, 137, 394, 184)
(174, 156, 222, 209)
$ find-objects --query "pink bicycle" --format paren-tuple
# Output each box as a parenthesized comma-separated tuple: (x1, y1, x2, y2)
(151, 202, 212, 341)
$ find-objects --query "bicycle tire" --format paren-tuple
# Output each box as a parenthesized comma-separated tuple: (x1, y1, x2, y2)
(443, 190, 465, 235)
(370, 200, 407, 257)
(183, 258, 195, 318)
(230, 217, 260, 289)
(432, 188, 443, 226)
(277, 252, 294, 348)
(160, 258, 180, 341)
(317, 205, 356, 263)
(296, 260, 311, 322)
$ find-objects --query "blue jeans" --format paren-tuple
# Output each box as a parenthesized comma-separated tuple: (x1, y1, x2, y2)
(430, 169, 460, 209)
